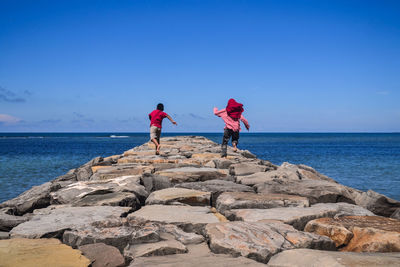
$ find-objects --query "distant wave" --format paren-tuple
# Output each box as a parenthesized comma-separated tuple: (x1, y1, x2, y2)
(110, 135, 129, 138)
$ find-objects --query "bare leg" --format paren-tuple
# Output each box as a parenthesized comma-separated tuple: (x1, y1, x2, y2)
(232, 142, 237, 152)
(151, 138, 160, 155)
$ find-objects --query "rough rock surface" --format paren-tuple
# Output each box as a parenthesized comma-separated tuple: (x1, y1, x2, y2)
(354, 189, 400, 217)
(0, 238, 90, 266)
(305, 216, 400, 252)
(145, 188, 211, 206)
(10, 206, 130, 238)
(225, 203, 374, 230)
(79, 243, 125, 267)
(129, 243, 266, 267)
(206, 221, 335, 263)
(124, 239, 187, 261)
(0, 208, 29, 231)
(155, 167, 228, 183)
(267, 248, 400, 267)
(216, 192, 309, 212)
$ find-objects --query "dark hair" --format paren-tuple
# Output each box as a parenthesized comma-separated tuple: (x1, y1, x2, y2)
(157, 103, 164, 111)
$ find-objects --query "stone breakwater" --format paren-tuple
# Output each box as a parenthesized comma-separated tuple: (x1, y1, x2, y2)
(0, 136, 399, 266)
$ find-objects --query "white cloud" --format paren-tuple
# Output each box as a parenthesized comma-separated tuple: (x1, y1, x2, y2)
(0, 114, 21, 124)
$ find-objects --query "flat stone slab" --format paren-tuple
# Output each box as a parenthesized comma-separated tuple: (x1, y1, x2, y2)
(127, 205, 222, 234)
(129, 243, 266, 266)
(305, 216, 400, 252)
(267, 248, 400, 267)
(229, 163, 267, 176)
(0, 238, 90, 266)
(79, 243, 125, 267)
(225, 203, 374, 230)
(0, 208, 30, 231)
(10, 206, 130, 238)
(146, 188, 211, 206)
(124, 239, 187, 260)
(216, 192, 309, 213)
(155, 167, 227, 183)
(206, 221, 335, 263)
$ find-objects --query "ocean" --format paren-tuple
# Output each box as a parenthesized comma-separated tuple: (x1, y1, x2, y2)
(0, 133, 399, 203)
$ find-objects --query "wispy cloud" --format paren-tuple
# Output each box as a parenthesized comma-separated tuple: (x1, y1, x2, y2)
(377, 91, 390, 95)
(0, 86, 26, 103)
(0, 114, 21, 124)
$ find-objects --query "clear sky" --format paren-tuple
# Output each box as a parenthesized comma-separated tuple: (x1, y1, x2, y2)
(0, 0, 399, 132)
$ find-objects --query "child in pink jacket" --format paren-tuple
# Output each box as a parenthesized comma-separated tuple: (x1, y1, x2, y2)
(214, 98, 250, 157)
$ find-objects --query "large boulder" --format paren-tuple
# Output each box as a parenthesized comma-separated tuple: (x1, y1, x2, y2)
(305, 216, 400, 252)
(0, 208, 29, 231)
(129, 243, 266, 267)
(176, 180, 254, 206)
(155, 167, 228, 183)
(267, 248, 400, 267)
(216, 192, 309, 213)
(127, 205, 222, 234)
(0, 238, 90, 266)
(229, 163, 267, 176)
(354, 190, 400, 217)
(146, 188, 211, 206)
(255, 179, 357, 205)
(124, 239, 187, 261)
(90, 165, 153, 180)
(78, 243, 125, 267)
(10, 206, 130, 238)
(205, 221, 335, 263)
(0, 182, 52, 215)
(225, 203, 374, 230)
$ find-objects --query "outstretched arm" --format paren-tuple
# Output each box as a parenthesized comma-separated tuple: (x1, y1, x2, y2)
(241, 115, 250, 130)
(214, 107, 224, 117)
(166, 115, 177, 125)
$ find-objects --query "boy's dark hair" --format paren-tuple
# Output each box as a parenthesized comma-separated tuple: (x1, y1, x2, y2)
(157, 103, 164, 111)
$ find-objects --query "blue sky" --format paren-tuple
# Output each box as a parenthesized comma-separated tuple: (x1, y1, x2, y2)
(0, 0, 399, 132)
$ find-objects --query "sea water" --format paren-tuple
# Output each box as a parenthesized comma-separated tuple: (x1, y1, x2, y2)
(0, 133, 399, 203)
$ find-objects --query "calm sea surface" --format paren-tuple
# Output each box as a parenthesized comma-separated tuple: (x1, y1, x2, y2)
(0, 133, 399, 202)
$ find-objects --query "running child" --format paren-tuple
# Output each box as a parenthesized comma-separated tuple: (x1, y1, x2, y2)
(149, 103, 177, 155)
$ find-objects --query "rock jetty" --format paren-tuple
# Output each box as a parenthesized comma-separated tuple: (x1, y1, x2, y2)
(0, 136, 399, 266)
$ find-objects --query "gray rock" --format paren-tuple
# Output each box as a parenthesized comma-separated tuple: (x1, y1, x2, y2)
(160, 224, 204, 245)
(255, 179, 357, 205)
(141, 173, 173, 193)
(146, 188, 211, 206)
(78, 243, 125, 267)
(127, 205, 221, 234)
(124, 239, 187, 261)
(240, 150, 257, 159)
(206, 221, 335, 263)
(267, 248, 400, 267)
(176, 180, 254, 206)
(0, 231, 9, 240)
(0, 208, 29, 231)
(354, 189, 400, 217)
(225, 203, 374, 230)
(229, 163, 267, 176)
(90, 165, 150, 181)
(129, 243, 266, 267)
(72, 192, 140, 209)
(216, 192, 309, 213)
(212, 158, 234, 169)
(155, 167, 227, 183)
(10, 206, 130, 238)
(0, 182, 52, 215)
(391, 208, 400, 219)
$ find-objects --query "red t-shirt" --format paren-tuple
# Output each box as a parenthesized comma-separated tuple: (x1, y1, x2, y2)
(149, 110, 168, 128)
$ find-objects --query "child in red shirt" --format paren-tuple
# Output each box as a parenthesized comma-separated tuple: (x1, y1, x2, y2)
(149, 103, 177, 155)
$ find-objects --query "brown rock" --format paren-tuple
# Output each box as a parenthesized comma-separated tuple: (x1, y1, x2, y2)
(305, 216, 400, 252)
(79, 243, 125, 267)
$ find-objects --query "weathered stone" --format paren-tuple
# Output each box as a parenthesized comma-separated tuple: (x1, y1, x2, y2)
(216, 192, 309, 213)
(0, 208, 29, 231)
(267, 248, 400, 267)
(160, 224, 204, 245)
(0, 238, 90, 266)
(75, 157, 102, 181)
(354, 189, 400, 217)
(128, 205, 221, 234)
(391, 208, 400, 220)
(240, 150, 257, 158)
(225, 203, 374, 230)
(0, 231, 9, 240)
(229, 163, 267, 176)
(237, 172, 278, 185)
(176, 180, 254, 206)
(213, 158, 235, 169)
(79, 243, 125, 267)
(146, 188, 211, 206)
(155, 167, 227, 183)
(50, 176, 148, 207)
(124, 239, 187, 260)
(0, 182, 52, 215)
(63, 225, 134, 251)
(255, 179, 357, 205)
(90, 165, 151, 180)
(10, 206, 130, 238)
(140, 173, 173, 192)
(129, 243, 266, 267)
(305, 216, 400, 252)
(206, 221, 335, 263)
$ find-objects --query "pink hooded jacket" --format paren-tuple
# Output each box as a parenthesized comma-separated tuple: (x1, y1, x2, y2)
(214, 107, 250, 132)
